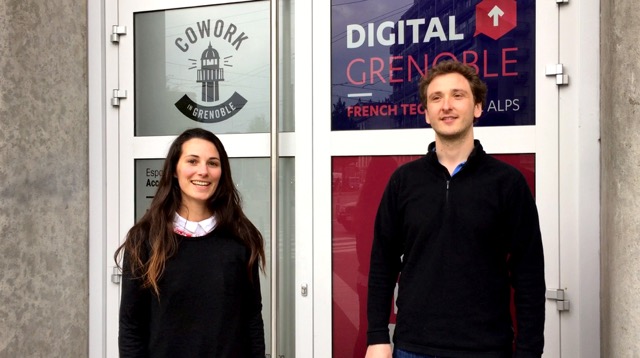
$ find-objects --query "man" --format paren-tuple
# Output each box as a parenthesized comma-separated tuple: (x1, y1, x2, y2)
(366, 60, 546, 358)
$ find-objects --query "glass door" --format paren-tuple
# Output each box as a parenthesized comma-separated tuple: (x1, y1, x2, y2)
(106, 0, 307, 357)
(313, 0, 561, 356)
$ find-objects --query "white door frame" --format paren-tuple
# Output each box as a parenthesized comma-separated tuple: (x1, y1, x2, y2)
(309, 0, 588, 356)
(557, 0, 601, 356)
(89, 0, 314, 357)
(88, 0, 120, 355)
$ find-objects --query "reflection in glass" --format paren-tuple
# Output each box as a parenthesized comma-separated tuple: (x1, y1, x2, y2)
(229, 159, 272, 354)
(277, 157, 295, 357)
(230, 158, 296, 357)
(279, 0, 295, 133)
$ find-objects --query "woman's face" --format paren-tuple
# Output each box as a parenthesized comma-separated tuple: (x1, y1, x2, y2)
(175, 138, 222, 216)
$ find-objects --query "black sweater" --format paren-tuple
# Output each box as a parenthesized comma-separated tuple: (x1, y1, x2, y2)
(367, 141, 545, 358)
(119, 230, 265, 358)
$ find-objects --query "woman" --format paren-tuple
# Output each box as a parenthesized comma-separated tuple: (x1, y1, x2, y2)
(115, 128, 266, 357)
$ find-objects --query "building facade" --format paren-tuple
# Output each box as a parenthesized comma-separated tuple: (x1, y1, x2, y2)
(0, 0, 638, 356)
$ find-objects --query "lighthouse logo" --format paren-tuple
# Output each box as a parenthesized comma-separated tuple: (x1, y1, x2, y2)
(173, 19, 249, 123)
(196, 43, 225, 102)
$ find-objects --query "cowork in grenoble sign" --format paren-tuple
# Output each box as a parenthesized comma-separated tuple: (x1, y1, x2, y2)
(331, 0, 535, 130)
(135, 2, 269, 136)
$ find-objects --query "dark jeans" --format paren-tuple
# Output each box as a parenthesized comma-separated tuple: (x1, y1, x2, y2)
(394, 346, 511, 358)
(393, 347, 439, 358)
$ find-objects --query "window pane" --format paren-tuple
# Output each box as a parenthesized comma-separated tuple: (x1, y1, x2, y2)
(134, 2, 271, 136)
(134, 157, 273, 356)
(331, 154, 534, 356)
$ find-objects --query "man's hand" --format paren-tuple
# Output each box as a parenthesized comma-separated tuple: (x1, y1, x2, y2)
(365, 344, 392, 358)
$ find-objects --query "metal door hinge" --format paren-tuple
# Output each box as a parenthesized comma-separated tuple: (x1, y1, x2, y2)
(546, 289, 570, 311)
(111, 266, 122, 284)
(111, 25, 127, 43)
(545, 64, 569, 85)
(111, 89, 128, 106)
(301, 283, 308, 297)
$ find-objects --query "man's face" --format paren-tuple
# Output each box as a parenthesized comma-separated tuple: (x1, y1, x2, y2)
(424, 72, 482, 141)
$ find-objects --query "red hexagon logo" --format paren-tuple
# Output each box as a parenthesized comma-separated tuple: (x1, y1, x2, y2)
(474, 0, 517, 40)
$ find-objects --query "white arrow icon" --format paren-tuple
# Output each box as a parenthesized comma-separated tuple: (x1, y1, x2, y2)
(488, 5, 504, 27)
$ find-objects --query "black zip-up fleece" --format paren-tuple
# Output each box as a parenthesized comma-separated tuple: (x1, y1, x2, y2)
(367, 140, 545, 358)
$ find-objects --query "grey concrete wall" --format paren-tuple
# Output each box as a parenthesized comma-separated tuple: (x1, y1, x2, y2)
(0, 0, 88, 357)
(601, 0, 640, 356)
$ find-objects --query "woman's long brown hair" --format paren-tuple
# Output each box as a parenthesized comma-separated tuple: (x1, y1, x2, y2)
(114, 128, 265, 296)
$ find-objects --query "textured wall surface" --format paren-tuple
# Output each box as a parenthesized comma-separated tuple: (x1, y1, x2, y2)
(601, 0, 640, 356)
(0, 0, 88, 357)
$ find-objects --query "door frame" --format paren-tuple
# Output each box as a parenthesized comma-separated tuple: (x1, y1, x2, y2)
(557, 0, 601, 355)
(310, 0, 566, 356)
(89, 0, 314, 357)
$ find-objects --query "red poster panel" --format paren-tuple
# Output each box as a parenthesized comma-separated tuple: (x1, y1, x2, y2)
(331, 154, 535, 357)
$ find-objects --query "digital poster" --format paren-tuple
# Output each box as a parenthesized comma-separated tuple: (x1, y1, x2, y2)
(331, 0, 535, 130)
